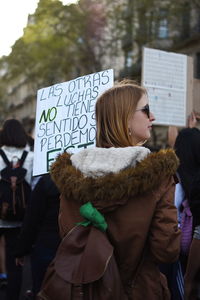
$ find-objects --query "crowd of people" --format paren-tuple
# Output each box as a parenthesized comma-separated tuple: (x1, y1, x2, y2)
(0, 120, 60, 300)
(0, 80, 199, 300)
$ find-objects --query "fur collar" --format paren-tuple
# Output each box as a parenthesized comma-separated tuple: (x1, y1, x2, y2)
(71, 146, 150, 178)
(51, 148, 179, 211)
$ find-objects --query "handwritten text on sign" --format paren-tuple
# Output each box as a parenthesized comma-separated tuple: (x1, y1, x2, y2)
(33, 69, 114, 176)
(142, 48, 187, 126)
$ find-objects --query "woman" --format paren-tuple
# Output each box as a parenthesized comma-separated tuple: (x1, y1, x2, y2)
(174, 128, 200, 300)
(0, 119, 34, 300)
(50, 80, 180, 299)
(159, 126, 200, 300)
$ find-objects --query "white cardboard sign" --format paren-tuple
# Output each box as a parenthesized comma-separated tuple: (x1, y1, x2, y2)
(33, 69, 114, 176)
(142, 47, 188, 126)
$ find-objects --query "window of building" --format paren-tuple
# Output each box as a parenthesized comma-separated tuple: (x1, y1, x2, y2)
(197, 11, 200, 33)
(196, 52, 200, 79)
(125, 51, 133, 68)
(158, 9, 168, 39)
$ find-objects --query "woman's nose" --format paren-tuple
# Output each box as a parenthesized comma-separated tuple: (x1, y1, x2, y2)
(150, 112, 155, 122)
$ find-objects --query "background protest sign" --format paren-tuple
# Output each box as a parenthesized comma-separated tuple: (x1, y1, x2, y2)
(33, 69, 114, 176)
(142, 47, 193, 127)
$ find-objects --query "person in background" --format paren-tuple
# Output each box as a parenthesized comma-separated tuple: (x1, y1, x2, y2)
(0, 235, 7, 288)
(0, 130, 7, 290)
(15, 174, 61, 299)
(49, 80, 180, 299)
(166, 111, 200, 300)
(167, 111, 200, 149)
(0, 119, 34, 300)
(25, 134, 41, 190)
(178, 128, 200, 300)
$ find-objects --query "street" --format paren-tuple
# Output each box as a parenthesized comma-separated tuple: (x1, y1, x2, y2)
(0, 256, 32, 300)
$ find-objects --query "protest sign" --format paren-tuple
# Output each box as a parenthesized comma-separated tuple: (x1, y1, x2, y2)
(33, 69, 114, 176)
(142, 47, 193, 126)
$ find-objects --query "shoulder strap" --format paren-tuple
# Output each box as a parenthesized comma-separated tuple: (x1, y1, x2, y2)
(0, 149, 11, 167)
(20, 151, 28, 167)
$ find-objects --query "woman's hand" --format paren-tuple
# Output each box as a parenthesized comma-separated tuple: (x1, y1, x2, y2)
(167, 126, 178, 148)
(188, 111, 200, 128)
(15, 257, 24, 266)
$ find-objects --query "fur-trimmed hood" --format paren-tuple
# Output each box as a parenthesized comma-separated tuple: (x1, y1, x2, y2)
(51, 147, 179, 211)
(71, 146, 150, 178)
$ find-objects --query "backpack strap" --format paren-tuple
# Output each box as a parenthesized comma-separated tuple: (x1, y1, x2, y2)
(0, 149, 11, 167)
(20, 151, 28, 167)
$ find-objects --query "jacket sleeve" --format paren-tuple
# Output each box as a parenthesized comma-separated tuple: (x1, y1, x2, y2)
(149, 176, 181, 263)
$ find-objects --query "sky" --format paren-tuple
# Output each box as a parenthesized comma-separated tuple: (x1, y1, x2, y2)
(0, 0, 78, 58)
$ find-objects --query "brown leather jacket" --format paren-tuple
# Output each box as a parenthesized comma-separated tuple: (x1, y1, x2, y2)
(51, 148, 181, 300)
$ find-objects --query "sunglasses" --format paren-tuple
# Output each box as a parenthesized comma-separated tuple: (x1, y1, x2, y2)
(135, 104, 150, 119)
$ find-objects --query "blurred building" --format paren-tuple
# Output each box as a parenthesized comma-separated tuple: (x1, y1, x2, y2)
(3, 75, 36, 133)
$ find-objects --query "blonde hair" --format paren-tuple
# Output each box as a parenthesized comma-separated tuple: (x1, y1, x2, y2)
(95, 80, 147, 148)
